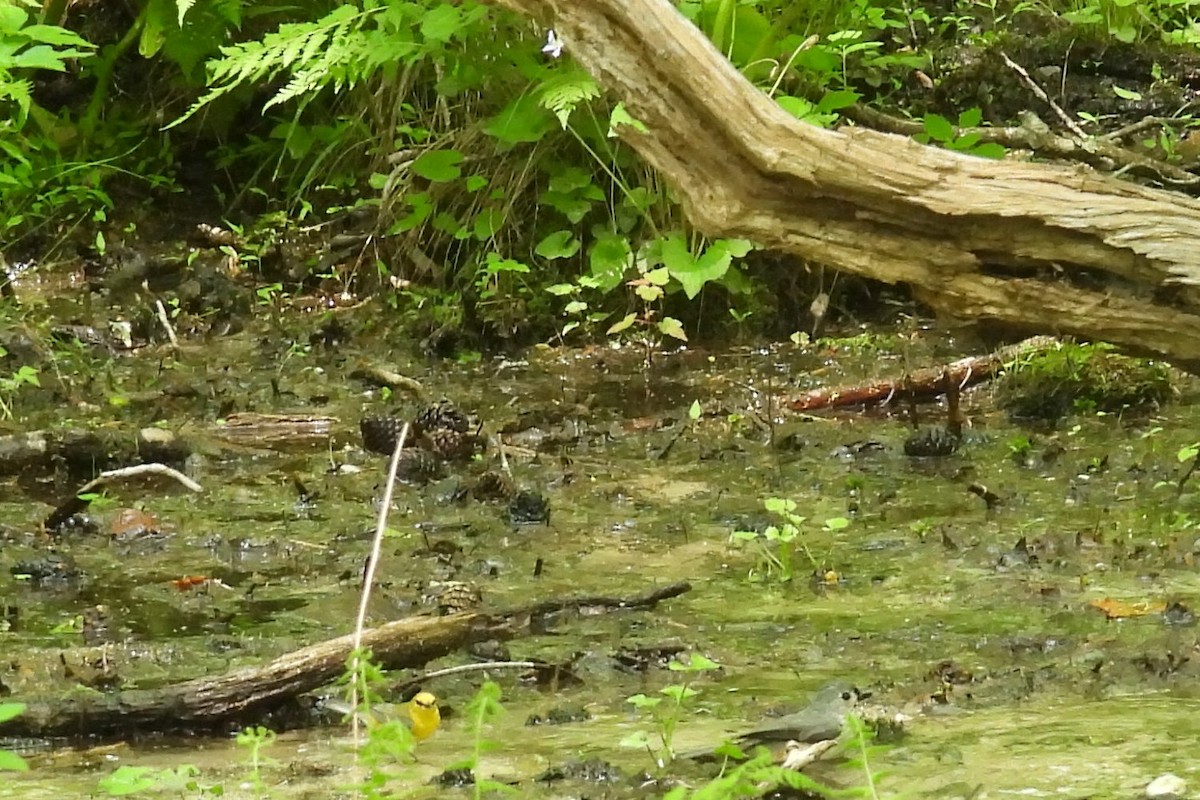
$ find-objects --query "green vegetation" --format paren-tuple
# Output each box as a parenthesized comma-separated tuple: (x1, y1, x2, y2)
(995, 341, 1174, 420)
(621, 653, 721, 765)
(0, 703, 28, 772)
(4, 0, 1199, 344)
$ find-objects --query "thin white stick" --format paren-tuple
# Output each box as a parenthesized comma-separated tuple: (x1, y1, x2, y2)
(81, 463, 202, 494)
(349, 423, 409, 740)
(154, 299, 179, 349)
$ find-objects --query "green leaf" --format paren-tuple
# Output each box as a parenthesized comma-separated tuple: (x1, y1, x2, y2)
(484, 93, 557, 144)
(663, 236, 733, 299)
(176, 0, 196, 27)
(564, 300, 588, 314)
(764, 497, 795, 514)
(658, 317, 687, 341)
(957, 107, 982, 128)
(816, 89, 860, 113)
(645, 267, 670, 286)
(483, 252, 529, 275)
(465, 175, 488, 192)
(0, 750, 28, 772)
(971, 142, 1007, 159)
(545, 283, 576, 296)
(1112, 85, 1142, 101)
(589, 234, 632, 291)
(535, 230, 581, 260)
(635, 283, 663, 302)
(411, 149, 464, 182)
(0, 703, 25, 724)
(0, 5, 27, 33)
(923, 113, 954, 142)
(608, 102, 648, 136)
(472, 207, 505, 240)
(420, 4, 461, 43)
(688, 400, 702, 420)
(607, 313, 637, 335)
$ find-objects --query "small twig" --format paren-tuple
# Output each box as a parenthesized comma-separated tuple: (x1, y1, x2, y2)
(154, 299, 179, 349)
(512, 581, 692, 623)
(1000, 51, 1086, 139)
(43, 463, 202, 531)
(349, 422, 409, 740)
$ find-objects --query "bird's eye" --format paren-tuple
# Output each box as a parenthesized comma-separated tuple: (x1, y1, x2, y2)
(841, 691, 852, 700)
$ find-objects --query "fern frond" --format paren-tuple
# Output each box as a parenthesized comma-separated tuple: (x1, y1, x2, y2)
(166, 4, 375, 128)
(538, 67, 600, 129)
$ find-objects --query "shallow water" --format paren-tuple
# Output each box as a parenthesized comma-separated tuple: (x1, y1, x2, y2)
(2, 311, 1199, 798)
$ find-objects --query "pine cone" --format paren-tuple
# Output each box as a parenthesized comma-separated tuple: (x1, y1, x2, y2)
(395, 449, 446, 484)
(423, 427, 484, 462)
(413, 400, 470, 435)
(360, 415, 408, 455)
(469, 471, 515, 501)
(422, 580, 482, 615)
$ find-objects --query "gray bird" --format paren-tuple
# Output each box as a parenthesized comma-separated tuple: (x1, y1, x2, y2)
(684, 681, 864, 760)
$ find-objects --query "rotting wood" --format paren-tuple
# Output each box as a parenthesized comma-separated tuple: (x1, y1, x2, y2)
(786, 336, 1056, 412)
(0, 613, 488, 738)
(0, 582, 691, 738)
(483, 0, 1200, 371)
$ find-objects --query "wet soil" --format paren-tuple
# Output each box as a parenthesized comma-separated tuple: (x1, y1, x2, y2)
(1, 299, 1200, 798)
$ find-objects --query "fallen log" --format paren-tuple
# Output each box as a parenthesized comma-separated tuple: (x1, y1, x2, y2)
(0, 582, 691, 739)
(483, 0, 1200, 371)
(786, 336, 1055, 412)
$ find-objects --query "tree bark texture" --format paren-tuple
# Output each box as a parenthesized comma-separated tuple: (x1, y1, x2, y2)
(488, 0, 1200, 369)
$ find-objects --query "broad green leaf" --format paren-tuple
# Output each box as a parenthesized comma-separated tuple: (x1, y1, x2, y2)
(607, 313, 637, 335)
(535, 230, 580, 260)
(0, 703, 24, 724)
(645, 267, 670, 286)
(483, 252, 529, 274)
(176, 0, 196, 27)
(658, 317, 687, 341)
(564, 300, 588, 314)
(972, 142, 1006, 159)
(0, 5, 26, 33)
(545, 283, 576, 296)
(816, 89, 860, 113)
(0, 750, 28, 772)
(663, 236, 733, 299)
(958, 107, 982, 128)
(484, 94, 556, 144)
(635, 284, 662, 302)
(589, 234, 632, 291)
(465, 175, 488, 192)
(923, 113, 954, 142)
(608, 103, 648, 136)
(420, 4, 461, 43)
(472, 207, 505, 240)
(411, 149, 463, 182)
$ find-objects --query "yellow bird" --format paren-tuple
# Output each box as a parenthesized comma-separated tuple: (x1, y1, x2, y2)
(324, 690, 441, 741)
(405, 691, 441, 741)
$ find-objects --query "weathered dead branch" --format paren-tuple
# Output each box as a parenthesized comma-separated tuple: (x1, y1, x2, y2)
(485, 0, 1200, 370)
(0, 582, 691, 738)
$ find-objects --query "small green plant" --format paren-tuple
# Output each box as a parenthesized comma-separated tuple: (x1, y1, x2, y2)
(0, 703, 28, 772)
(916, 108, 1006, 159)
(0, 361, 38, 419)
(621, 653, 720, 766)
(449, 681, 516, 800)
(731, 497, 817, 582)
(661, 746, 830, 799)
(235, 726, 277, 798)
(97, 764, 206, 796)
(843, 713, 887, 799)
